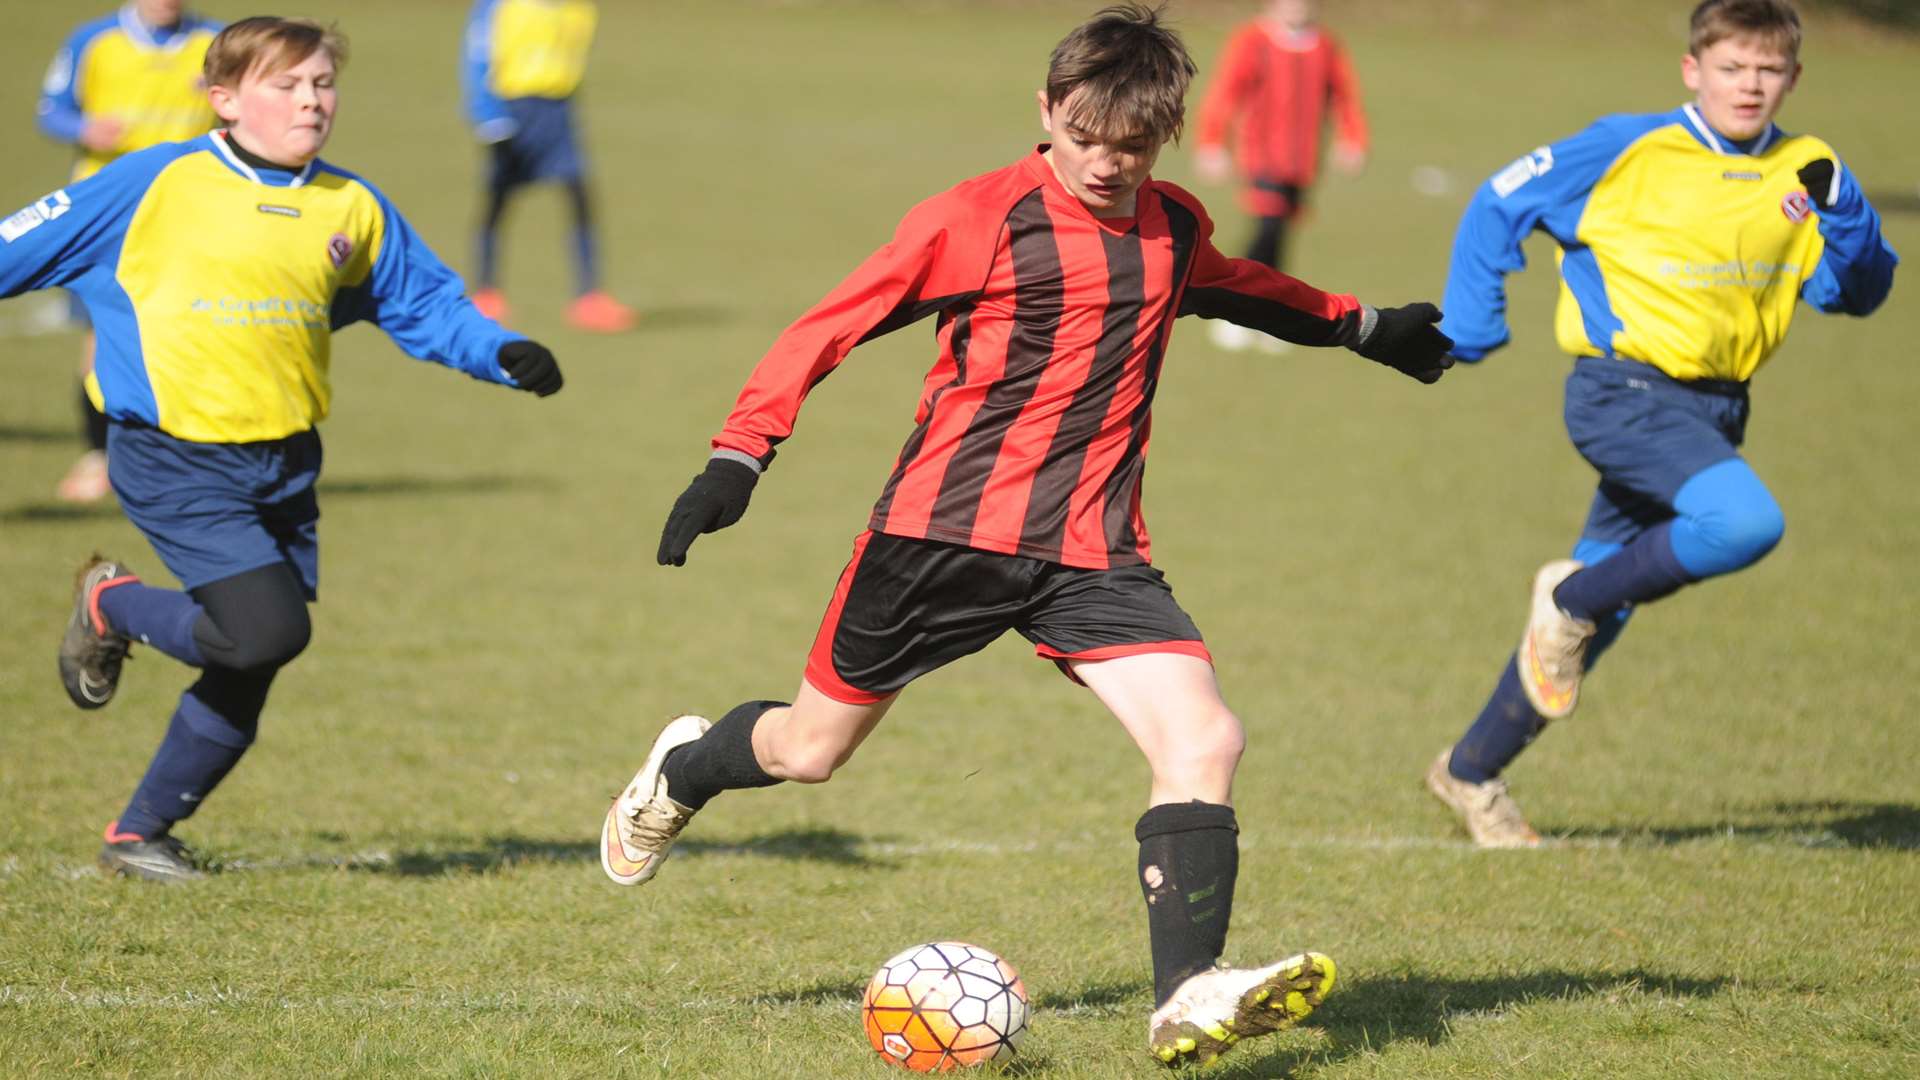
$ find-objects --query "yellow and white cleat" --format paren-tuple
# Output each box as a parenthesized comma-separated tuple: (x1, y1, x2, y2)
(601, 714, 710, 886)
(1517, 559, 1596, 720)
(1147, 952, 1336, 1068)
(1424, 748, 1542, 849)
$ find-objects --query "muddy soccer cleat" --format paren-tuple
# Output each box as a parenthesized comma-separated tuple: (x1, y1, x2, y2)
(59, 555, 138, 710)
(602, 714, 712, 886)
(1517, 559, 1596, 720)
(1425, 747, 1541, 848)
(1147, 952, 1337, 1068)
(99, 822, 207, 883)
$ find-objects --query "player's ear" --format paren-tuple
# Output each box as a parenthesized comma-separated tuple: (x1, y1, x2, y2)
(1036, 89, 1052, 133)
(1680, 52, 1701, 93)
(208, 83, 242, 124)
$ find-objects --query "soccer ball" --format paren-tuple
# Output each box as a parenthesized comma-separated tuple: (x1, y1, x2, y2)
(860, 941, 1030, 1071)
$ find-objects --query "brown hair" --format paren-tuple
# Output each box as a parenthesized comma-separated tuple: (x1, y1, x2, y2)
(1045, 4, 1196, 143)
(204, 16, 349, 89)
(1688, 0, 1802, 59)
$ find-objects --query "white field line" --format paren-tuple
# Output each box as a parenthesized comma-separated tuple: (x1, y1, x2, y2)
(3, 826, 1871, 882)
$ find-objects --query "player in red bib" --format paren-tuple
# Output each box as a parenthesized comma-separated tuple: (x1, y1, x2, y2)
(600, 5, 1450, 1067)
(1193, 0, 1368, 351)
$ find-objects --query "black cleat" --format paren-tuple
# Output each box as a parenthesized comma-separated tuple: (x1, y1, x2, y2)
(99, 823, 207, 883)
(59, 555, 137, 710)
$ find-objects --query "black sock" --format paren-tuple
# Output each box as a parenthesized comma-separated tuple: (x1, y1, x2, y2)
(660, 700, 786, 810)
(1137, 801, 1239, 1007)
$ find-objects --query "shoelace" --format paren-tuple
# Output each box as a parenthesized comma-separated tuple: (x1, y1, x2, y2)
(622, 796, 691, 850)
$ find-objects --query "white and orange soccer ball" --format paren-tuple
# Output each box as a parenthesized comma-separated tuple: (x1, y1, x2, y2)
(860, 941, 1030, 1071)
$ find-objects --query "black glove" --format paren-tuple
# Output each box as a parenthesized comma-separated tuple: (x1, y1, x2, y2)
(499, 340, 563, 397)
(1797, 158, 1837, 210)
(658, 457, 760, 566)
(1354, 303, 1455, 384)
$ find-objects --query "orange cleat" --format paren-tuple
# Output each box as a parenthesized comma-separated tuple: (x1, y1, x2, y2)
(567, 290, 640, 333)
(471, 287, 509, 324)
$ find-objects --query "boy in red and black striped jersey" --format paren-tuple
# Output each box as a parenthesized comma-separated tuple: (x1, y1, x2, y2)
(602, 5, 1450, 1067)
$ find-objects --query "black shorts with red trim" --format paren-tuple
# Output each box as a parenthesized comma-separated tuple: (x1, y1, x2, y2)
(805, 530, 1210, 705)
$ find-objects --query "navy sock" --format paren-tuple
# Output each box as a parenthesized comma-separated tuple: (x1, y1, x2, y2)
(660, 700, 785, 810)
(114, 672, 265, 838)
(1553, 522, 1694, 623)
(99, 581, 205, 667)
(1136, 801, 1238, 1007)
(567, 181, 598, 294)
(1450, 657, 1545, 783)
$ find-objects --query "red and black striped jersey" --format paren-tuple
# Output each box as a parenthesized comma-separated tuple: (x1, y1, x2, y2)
(713, 146, 1366, 569)
(1194, 23, 1368, 189)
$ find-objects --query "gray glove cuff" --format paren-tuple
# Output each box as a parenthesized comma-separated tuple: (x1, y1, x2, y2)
(709, 449, 764, 476)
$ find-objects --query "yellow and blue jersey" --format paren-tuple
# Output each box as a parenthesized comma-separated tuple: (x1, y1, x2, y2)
(1443, 104, 1897, 382)
(36, 6, 221, 182)
(463, 0, 599, 140)
(0, 132, 519, 444)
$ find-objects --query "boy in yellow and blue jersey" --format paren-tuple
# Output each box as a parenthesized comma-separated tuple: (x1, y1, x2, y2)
(463, 0, 637, 332)
(4, 17, 565, 882)
(36, 0, 222, 504)
(1424, 0, 1897, 848)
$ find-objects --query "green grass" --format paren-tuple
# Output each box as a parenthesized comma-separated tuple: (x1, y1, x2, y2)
(3, 2, 1917, 1076)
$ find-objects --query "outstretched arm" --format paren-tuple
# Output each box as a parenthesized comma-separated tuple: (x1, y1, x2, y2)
(659, 193, 995, 566)
(1441, 117, 1638, 361)
(331, 185, 559, 395)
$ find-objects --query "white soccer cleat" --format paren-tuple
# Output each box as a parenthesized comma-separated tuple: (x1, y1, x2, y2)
(1146, 952, 1336, 1068)
(1424, 747, 1541, 849)
(601, 714, 711, 886)
(1516, 559, 1596, 720)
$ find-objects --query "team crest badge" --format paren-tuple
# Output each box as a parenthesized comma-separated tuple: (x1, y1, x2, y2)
(327, 232, 353, 268)
(1780, 190, 1812, 223)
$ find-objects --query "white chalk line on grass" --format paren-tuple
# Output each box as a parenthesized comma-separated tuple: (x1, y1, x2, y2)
(3, 827, 1874, 882)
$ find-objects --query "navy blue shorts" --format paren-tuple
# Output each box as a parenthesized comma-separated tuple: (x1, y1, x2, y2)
(1563, 356, 1750, 545)
(106, 423, 322, 599)
(489, 97, 585, 187)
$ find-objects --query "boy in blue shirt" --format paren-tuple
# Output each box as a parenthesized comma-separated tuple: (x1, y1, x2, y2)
(35, 0, 223, 503)
(1424, 0, 1896, 847)
(462, 0, 637, 332)
(2, 16, 565, 882)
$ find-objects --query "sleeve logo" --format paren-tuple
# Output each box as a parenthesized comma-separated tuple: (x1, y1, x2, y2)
(1491, 146, 1555, 199)
(0, 190, 72, 244)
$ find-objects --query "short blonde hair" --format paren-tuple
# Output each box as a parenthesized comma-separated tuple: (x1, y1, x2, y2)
(1688, 0, 1802, 60)
(204, 16, 348, 89)
(1046, 4, 1196, 144)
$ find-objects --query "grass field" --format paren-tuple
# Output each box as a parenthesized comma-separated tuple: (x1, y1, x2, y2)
(2, 2, 1917, 1076)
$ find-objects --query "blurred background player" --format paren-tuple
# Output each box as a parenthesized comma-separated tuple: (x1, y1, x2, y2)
(462, 0, 637, 332)
(35, 0, 222, 503)
(601, 5, 1451, 1067)
(1192, 0, 1367, 352)
(2, 16, 565, 883)
(1424, 0, 1897, 848)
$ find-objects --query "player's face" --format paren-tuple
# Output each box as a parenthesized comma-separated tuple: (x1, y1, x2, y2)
(1682, 36, 1800, 142)
(1037, 90, 1165, 218)
(134, 0, 186, 27)
(1267, 0, 1316, 30)
(213, 52, 338, 166)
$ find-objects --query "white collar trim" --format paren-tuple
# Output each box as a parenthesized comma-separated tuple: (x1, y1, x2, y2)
(211, 130, 316, 188)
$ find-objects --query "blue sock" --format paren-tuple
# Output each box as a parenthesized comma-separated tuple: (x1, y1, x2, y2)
(1449, 657, 1544, 783)
(1552, 521, 1694, 623)
(478, 227, 500, 289)
(99, 582, 205, 667)
(114, 677, 261, 838)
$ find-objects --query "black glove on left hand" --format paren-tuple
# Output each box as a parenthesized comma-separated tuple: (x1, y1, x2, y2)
(1354, 302, 1455, 384)
(499, 340, 564, 397)
(1797, 158, 1837, 210)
